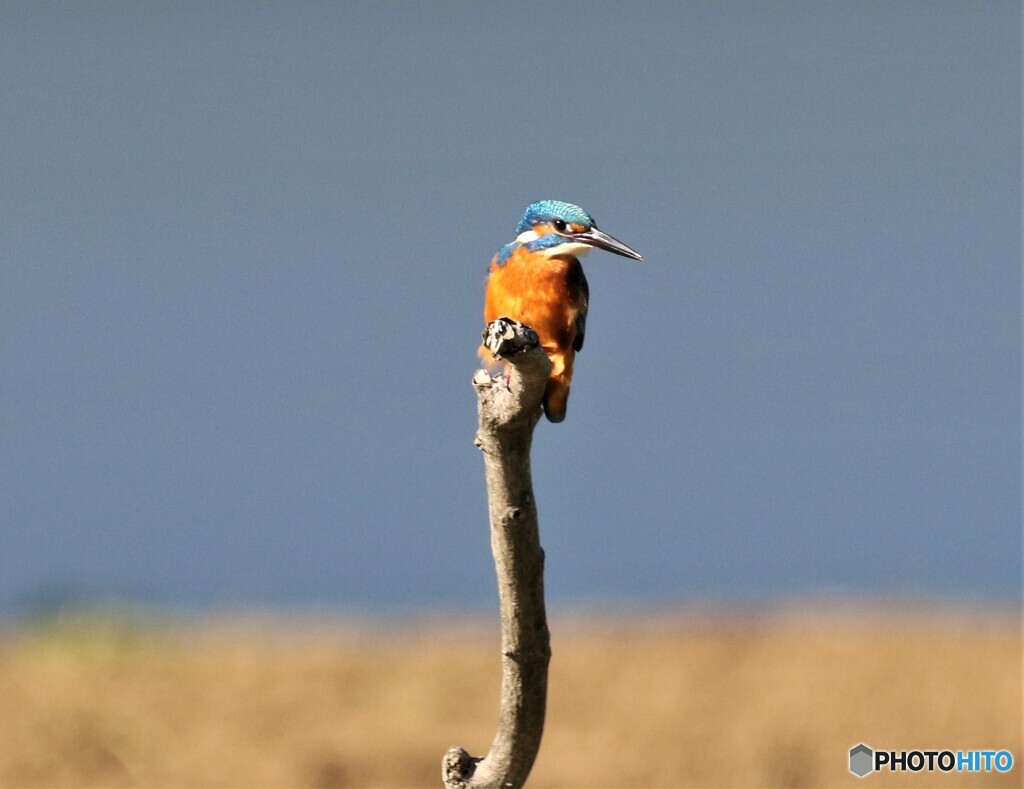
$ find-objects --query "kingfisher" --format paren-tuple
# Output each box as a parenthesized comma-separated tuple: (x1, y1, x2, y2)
(482, 200, 642, 423)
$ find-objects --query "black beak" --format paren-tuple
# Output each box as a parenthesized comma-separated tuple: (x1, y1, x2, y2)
(578, 227, 643, 260)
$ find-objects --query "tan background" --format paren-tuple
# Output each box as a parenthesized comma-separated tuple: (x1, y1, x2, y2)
(1, 605, 1018, 788)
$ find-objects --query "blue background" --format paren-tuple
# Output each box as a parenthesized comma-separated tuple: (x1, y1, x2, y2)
(1, 1, 1019, 618)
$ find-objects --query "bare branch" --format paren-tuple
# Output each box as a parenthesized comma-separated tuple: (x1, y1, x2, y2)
(442, 318, 553, 789)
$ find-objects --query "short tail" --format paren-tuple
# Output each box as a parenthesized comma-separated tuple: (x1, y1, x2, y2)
(542, 376, 570, 423)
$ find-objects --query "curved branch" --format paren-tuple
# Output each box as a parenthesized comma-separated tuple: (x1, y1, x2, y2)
(442, 318, 553, 789)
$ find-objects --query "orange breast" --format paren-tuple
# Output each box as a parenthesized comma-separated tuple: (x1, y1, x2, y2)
(481, 246, 586, 422)
(483, 246, 584, 355)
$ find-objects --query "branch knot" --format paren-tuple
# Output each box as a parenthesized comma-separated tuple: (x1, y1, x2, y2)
(442, 747, 480, 788)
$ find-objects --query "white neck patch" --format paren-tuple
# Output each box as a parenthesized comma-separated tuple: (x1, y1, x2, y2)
(514, 230, 592, 258)
(539, 240, 592, 258)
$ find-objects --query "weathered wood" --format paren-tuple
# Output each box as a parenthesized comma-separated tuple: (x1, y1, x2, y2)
(442, 318, 552, 789)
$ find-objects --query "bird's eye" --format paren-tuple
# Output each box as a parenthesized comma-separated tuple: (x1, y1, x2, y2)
(552, 219, 568, 232)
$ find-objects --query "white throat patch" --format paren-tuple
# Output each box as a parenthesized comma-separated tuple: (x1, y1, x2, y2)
(515, 230, 592, 258)
(539, 240, 592, 258)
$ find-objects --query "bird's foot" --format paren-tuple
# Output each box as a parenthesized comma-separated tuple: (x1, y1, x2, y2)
(482, 317, 539, 360)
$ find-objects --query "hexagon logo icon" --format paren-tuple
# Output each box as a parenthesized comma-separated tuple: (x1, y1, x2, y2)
(849, 743, 874, 778)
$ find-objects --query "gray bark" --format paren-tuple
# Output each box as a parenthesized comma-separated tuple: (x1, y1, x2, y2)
(442, 318, 553, 789)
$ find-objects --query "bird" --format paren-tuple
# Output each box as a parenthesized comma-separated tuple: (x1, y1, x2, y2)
(482, 200, 642, 423)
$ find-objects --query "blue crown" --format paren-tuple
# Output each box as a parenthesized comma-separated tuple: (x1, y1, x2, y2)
(516, 200, 596, 234)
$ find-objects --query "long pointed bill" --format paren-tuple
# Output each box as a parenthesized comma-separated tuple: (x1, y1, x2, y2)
(579, 227, 643, 260)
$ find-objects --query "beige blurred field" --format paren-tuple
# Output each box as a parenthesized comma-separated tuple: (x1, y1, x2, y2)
(0, 605, 1018, 788)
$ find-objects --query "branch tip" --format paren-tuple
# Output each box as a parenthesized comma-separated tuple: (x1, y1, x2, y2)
(483, 317, 539, 360)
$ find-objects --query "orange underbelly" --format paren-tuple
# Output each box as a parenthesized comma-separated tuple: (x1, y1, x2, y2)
(483, 252, 581, 353)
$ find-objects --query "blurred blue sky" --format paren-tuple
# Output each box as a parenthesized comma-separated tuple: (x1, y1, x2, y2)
(0, 1, 1019, 618)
